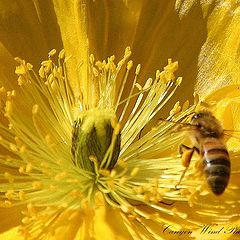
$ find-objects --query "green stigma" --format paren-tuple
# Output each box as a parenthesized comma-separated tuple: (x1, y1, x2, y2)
(71, 109, 121, 172)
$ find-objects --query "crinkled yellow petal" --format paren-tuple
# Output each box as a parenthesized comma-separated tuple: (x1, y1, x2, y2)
(175, 0, 197, 17)
(195, 2, 240, 98)
(204, 84, 240, 151)
(175, 0, 216, 19)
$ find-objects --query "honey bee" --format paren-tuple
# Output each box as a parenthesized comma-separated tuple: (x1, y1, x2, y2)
(176, 111, 231, 195)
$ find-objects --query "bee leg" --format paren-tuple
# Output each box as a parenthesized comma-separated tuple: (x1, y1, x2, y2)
(175, 145, 199, 189)
(159, 200, 175, 206)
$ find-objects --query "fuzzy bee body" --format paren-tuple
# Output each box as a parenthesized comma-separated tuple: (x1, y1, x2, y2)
(179, 111, 231, 195)
(200, 137, 230, 195)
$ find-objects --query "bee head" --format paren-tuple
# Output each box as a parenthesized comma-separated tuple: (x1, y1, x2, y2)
(190, 111, 223, 137)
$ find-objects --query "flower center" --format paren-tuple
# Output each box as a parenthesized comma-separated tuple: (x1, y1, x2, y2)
(71, 109, 121, 172)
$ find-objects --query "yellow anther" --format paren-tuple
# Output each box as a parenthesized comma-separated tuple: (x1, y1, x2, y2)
(182, 100, 189, 112)
(143, 78, 152, 90)
(45, 134, 51, 144)
(130, 167, 139, 177)
(135, 83, 142, 91)
(3, 200, 12, 207)
(99, 169, 110, 177)
(27, 203, 36, 215)
(19, 190, 25, 201)
(170, 101, 181, 116)
(26, 163, 33, 173)
(41, 60, 52, 74)
(14, 136, 22, 146)
(22, 217, 30, 224)
(89, 155, 98, 164)
(124, 46, 132, 59)
(19, 166, 25, 174)
(39, 66, 45, 78)
(117, 159, 127, 168)
(4, 172, 14, 183)
(117, 59, 126, 68)
(15, 64, 26, 75)
(55, 171, 68, 181)
(176, 77, 182, 86)
(66, 178, 79, 183)
(26, 63, 33, 70)
(127, 60, 133, 70)
(119, 176, 127, 184)
(0, 86, 5, 92)
(48, 49, 57, 57)
(40, 161, 49, 168)
(156, 69, 161, 79)
(47, 74, 54, 84)
(32, 104, 39, 115)
(32, 181, 43, 190)
(49, 184, 57, 191)
(92, 67, 99, 77)
(90, 54, 95, 64)
(58, 49, 65, 59)
(109, 55, 115, 62)
(14, 57, 25, 64)
(135, 64, 141, 75)
(134, 186, 144, 194)
(110, 169, 117, 178)
(107, 179, 115, 190)
(9, 143, 18, 152)
(5, 190, 15, 200)
(5, 100, 12, 116)
(70, 189, 81, 198)
(121, 204, 134, 213)
(7, 90, 15, 97)
(95, 61, 104, 70)
(165, 61, 178, 72)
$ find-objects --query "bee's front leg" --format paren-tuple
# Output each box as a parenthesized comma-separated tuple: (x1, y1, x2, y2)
(175, 144, 199, 189)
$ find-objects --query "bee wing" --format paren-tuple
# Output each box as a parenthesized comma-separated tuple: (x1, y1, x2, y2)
(223, 129, 240, 141)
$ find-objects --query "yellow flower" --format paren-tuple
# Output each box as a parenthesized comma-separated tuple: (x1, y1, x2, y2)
(0, 1, 240, 240)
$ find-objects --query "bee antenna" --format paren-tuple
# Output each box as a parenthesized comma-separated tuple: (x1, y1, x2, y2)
(157, 118, 192, 127)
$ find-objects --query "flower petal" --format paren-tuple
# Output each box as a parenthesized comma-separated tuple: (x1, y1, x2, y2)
(204, 84, 240, 150)
(52, 0, 89, 97)
(0, 42, 16, 89)
(0, 0, 63, 66)
(195, 2, 240, 98)
(0, 205, 24, 233)
(203, 84, 240, 130)
(94, 205, 134, 240)
(130, 1, 207, 105)
(0, 227, 24, 240)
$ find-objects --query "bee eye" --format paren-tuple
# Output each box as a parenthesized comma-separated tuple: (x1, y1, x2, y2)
(192, 113, 203, 120)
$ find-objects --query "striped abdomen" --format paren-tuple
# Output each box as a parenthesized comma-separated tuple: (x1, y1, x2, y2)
(202, 138, 230, 195)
